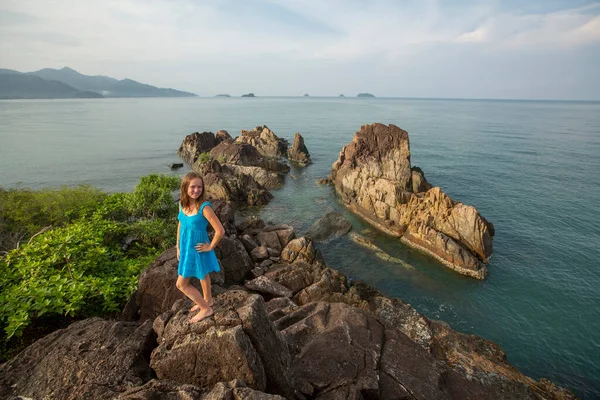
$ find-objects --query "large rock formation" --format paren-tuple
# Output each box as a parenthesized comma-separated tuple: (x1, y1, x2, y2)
(1, 222, 575, 399)
(331, 123, 494, 279)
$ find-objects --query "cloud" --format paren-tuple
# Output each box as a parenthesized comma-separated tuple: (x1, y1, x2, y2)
(0, 0, 598, 99)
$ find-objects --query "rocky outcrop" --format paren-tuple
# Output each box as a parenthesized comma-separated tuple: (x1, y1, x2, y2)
(305, 211, 352, 242)
(0, 318, 156, 400)
(287, 133, 311, 165)
(178, 131, 218, 164)
(331, 123, 494, 279)
(209, 140, 290, 189)
(2, 221, 575, 399)
(198, 160, 274, 207)
(236, 125, 289, 159)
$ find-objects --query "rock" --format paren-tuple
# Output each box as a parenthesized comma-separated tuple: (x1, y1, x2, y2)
(178, 132, 218, 165)
(256, 231, 282, 252)
(215, 236, 254, 285)
(281, 237, 317, 265)
(245, 275, 294, 298)
(251, 245, 269, 261)
(305, 211, 352, 242)
(216, 129, 233, 144)
(287, 133, 312, 165)
(202, 170, 273, 207)
(411, 166, 432, 193)
(316, 177, 331, 185)
(150, 291, 297, 399)
(240, 234, 260, 253)
(236, 125, 289, 159)
(0, 319, 155, 400)
(203, 380, 286, 400)
(169, 163, 184, 169)
(116, 379, 204, 399)
(331, 123, 494, 279)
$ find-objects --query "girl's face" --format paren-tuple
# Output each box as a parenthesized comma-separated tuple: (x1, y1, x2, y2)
(187, 178, 203, 199)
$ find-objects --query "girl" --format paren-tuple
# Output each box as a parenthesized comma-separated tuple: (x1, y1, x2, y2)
(176, 172, 224, 322)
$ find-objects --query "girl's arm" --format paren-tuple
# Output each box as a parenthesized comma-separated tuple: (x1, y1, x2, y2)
(196, 206, 225, 252)
(176, 221, 181, 260)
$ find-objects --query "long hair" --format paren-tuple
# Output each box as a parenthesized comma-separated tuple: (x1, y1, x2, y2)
(180, 172, 205, 211)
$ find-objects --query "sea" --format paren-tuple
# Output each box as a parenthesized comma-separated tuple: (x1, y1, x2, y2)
(1, 97, 599, 398)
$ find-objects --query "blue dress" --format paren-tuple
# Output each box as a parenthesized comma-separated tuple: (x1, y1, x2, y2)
(178, 201, 221, 279)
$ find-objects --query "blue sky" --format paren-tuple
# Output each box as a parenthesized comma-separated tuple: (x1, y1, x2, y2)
(1, 0, 599, 99)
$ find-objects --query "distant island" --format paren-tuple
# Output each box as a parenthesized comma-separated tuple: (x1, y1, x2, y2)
(0, 67, 197, 99)
(339, 94, 346, 97)
(241, 93, 255, 97)
(303, 94, 310, 97)
(357, 93, 375, 97)
(215, 94, 231, 97)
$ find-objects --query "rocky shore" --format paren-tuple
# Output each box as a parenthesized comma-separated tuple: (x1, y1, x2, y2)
(0, 124, 577, 399)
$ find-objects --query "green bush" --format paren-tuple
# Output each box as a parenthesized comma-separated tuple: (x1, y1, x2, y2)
(0, 174, 181, 342)
(125, 174, 180, 219)
(0, 185, 106, 251)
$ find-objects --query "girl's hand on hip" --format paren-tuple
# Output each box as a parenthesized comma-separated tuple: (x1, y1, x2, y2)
(195, 242, 212, 252)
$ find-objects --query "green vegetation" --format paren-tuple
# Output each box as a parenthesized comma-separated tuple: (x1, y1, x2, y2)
(196, 152, 212, 164)
(0, 174, 180, 357)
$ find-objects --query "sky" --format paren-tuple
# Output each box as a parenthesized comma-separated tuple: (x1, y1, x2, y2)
(1, 0, 599, 100)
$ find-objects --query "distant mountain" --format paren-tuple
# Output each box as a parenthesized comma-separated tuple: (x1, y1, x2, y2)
(357, 93, 375, 97)
(0, 69, 102, 99)
(241, 93, 255, 97)
(27, 67, 196, 98)
(215, 94, 231, 97)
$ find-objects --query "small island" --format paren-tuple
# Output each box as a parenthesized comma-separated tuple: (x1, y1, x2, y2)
(357, 93, 375, 97)
(303, 94, 310, 97)
(215, 94, 231, 97)
(241, 92, 255, 97)
(338, 94, 346, 97)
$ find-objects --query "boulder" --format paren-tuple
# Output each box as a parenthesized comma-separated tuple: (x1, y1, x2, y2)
(0, 319, 155, 400)
(305, 211, 352, 242)
(287, 133, 312, 165)
(150, 291, 298, 399)
(331, 123, 494, 279)
(236, 125, 289, 158)
(202, 170, 273, 207)
(215, 129, 233, 144)
(178, 132, 218, 165)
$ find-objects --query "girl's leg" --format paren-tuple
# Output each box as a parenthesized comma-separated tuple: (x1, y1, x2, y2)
(190, 274, 214, 311)
(176, 276, 212, 322)
(201, 273, 214, 306)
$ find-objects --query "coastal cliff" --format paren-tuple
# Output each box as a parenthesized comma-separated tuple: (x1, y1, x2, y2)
(331, 123, 494, 279)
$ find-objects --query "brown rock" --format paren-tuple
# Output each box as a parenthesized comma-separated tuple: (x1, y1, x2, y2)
(287, 133, 312, 165)
(236, 125, 289, 158)
(0, 319, 155, 400)
(178, 132, 218, 165)
(215, 129, 233, 144)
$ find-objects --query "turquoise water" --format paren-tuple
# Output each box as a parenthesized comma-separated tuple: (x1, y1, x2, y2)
(1, 97, 599, 398)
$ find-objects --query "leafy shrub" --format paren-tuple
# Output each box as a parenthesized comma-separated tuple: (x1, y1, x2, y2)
(0, 174, 181, 342)
(0, 185, 106, 251)
(125, 174, 180, 219)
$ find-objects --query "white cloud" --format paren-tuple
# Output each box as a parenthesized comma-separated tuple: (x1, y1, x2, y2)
(0, 0, 598, 98)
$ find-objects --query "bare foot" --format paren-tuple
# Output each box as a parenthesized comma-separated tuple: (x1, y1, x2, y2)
(190, 307, 213, 323)
(190, 299, 213, 313)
